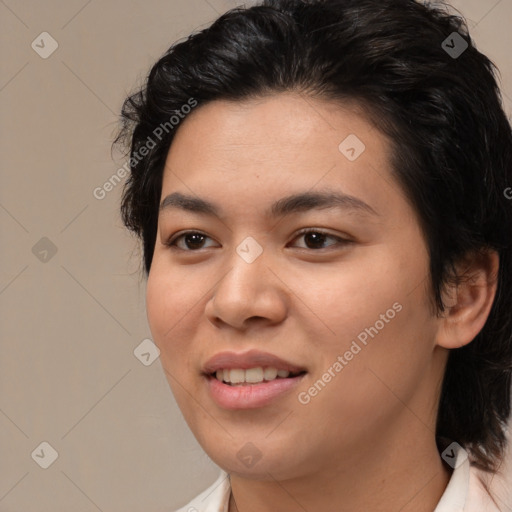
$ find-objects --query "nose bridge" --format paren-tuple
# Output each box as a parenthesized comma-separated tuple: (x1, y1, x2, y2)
(223, 236, 271, 302)
(205, 236, 287, 328)
(235, 234, 265, 266)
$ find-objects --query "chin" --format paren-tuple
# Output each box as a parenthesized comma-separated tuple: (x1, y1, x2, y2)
(204, 441, 309, 481)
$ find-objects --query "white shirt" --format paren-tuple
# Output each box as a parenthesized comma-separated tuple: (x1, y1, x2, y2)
(174, 443, 501, 512)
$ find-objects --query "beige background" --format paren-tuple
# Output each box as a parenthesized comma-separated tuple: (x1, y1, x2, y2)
(0, 0, 511, 510)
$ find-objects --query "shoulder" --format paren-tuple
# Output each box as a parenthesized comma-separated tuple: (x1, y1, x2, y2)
(173, 470, 231, 512)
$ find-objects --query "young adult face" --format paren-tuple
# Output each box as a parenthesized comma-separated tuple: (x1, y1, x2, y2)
(145, 92, 468, 496)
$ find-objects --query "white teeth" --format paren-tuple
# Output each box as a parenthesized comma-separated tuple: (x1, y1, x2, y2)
(263, 367, 278, 380)
(213, 367, 296, 384)
(245, 367, 264, 383)
(229, 369, 245, 384)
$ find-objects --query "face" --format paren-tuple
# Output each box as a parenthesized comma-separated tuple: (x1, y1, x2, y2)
(146, 93, 448, 480)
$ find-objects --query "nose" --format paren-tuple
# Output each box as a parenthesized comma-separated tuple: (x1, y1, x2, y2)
(204, 250, 288, 331)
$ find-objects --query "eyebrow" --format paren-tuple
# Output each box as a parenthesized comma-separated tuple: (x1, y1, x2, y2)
(272, 190, 379, 217)
(159, 190, 379, 219)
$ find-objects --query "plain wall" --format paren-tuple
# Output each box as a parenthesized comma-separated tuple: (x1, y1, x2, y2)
(0, 0, 511, 510)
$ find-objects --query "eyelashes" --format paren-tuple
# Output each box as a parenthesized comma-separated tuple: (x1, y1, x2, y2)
(293, 228, 350, 250)
(164, 228, 351, 252)
(165, 231, 217, 251)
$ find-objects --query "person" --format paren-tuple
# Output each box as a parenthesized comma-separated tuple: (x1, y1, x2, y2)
(114, 0, 512, 510)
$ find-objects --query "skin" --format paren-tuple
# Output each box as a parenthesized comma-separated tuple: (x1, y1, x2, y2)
(146, 92, 498, 512)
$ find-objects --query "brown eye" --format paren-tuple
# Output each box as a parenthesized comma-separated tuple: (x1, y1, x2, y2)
(166, 231, 218, 251)
(292, 229, 349, 250)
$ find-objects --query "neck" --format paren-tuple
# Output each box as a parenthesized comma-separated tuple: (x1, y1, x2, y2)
(228, 431, 452, 512)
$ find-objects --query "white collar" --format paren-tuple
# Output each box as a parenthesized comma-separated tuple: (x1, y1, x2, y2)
(434, 441, 469, 512)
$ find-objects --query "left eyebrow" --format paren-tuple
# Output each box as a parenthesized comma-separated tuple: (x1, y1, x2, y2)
(159, 190, 379, 219)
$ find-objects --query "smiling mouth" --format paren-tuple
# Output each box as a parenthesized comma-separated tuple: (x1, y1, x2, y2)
(209, 367, 307, 386)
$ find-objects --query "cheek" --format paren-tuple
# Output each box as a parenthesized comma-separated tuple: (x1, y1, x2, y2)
(298, 252, 412, 354)
(145, 266, 205, 418)
(295, 298, 436, 452)
(146, 269, 171, 343)
(299, 251, 435, 412)
(145, 262, 201, 363)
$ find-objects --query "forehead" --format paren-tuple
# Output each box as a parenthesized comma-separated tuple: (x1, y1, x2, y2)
(163, 94, 391, 169)
(167, 93, 383, 153)
(159, 93, 403, 222)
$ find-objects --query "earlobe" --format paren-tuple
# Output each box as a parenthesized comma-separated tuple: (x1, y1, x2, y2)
(436, 249, 499, 350)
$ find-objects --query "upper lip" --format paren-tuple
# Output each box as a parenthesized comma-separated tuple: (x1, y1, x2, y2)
(202, 349, 307, 375)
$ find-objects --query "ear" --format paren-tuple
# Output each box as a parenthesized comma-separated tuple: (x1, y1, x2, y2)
(436, 249, 499, 350)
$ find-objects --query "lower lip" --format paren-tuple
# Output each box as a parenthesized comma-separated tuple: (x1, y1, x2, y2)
(205, 373, 306, 409)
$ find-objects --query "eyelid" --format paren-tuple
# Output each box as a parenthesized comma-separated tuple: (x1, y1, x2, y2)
(291, 227, 351, 249)
(165, 227, 351, 251)
(165, 230, 218, 249)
